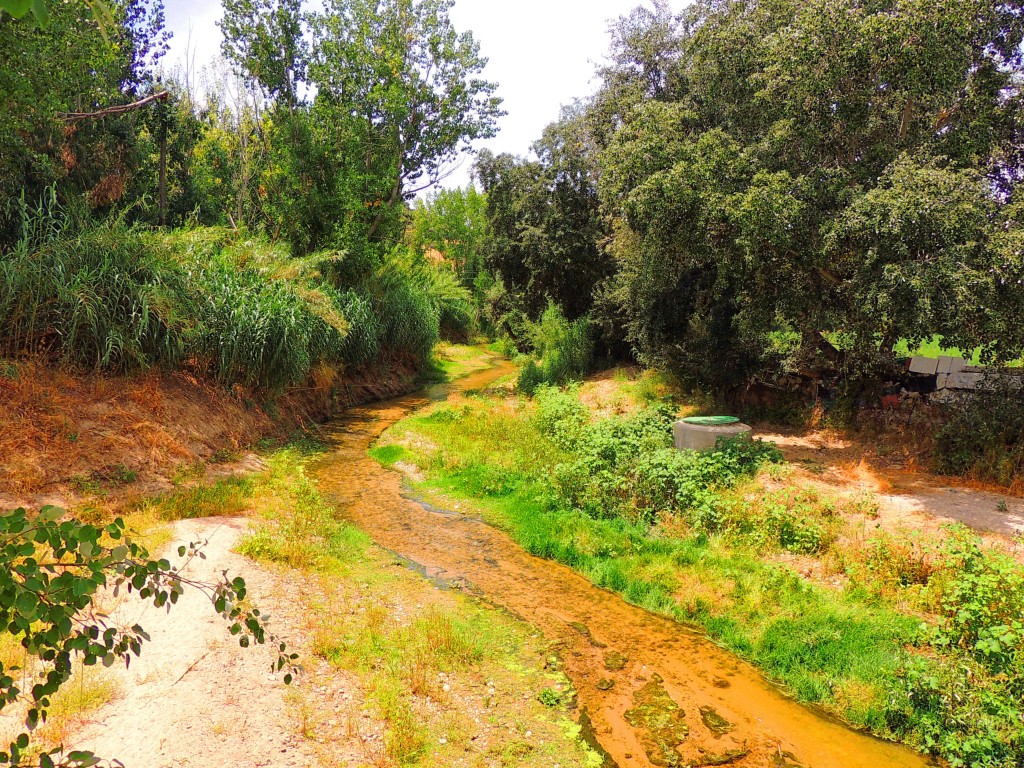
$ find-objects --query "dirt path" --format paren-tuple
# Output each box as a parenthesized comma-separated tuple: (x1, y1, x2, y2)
(764, 431, 1024, 538)
(312, 363, 928, 768)
(72, 517, 349, 768)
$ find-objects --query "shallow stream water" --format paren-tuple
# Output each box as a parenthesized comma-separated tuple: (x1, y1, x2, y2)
(312, 360, 931, 768)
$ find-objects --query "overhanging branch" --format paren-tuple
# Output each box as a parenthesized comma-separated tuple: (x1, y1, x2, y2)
(60, 91, 169, 122)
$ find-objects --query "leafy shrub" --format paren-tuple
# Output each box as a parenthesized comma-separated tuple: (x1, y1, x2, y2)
(743, 488, 836, 554)
(516, 303, 593, 392)
(890, 653, 1024, 767)
(934, 386, 1024, 488)
(878, 527, 1024, 766)
(421, 264, 475, 341)
(489, 335, 519, 359)
(533, 385, 589, 449)
(929, 528, 1024, 675)
(516, 358, 545, 395)
(631, 438, 785, 528)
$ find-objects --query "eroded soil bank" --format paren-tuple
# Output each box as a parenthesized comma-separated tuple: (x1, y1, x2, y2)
(312, 361, 928, 768)
(0, 357, 421, 508)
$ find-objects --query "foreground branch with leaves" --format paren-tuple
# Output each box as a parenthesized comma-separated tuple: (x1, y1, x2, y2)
(0, 506, 297, 768)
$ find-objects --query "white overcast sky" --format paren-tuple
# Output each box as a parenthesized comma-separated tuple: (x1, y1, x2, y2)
(163, 0, 687, 190)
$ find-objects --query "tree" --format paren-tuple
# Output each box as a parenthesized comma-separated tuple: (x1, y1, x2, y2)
(217, 0, 503, 255)
(476, 109, 611, 327)
(407, 184, 488, 287)
(0, 506, 295, 768)
(219, 0, 305, 107)
(309, 0, 503, 241)
(0, 0, 110, 29)
(595, 0, 1024, 388)
(0, 0, 173, 243)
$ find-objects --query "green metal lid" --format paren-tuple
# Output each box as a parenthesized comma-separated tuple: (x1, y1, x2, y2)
(682, 415, 740, 426)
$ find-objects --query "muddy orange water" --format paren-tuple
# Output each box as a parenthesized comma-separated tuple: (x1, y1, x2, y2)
(313, 359, 931, 768)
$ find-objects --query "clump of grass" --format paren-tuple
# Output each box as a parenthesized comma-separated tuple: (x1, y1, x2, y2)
(0, 191, 189, 370)
(35, 664, 120, 749)
(1, 194, 460, 395)
(139, 476, 253, 521)
(189, 260, 347, 393)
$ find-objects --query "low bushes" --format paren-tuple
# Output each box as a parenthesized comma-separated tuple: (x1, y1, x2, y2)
(535, 384, 781, 524)
(933, 385, 1024, 489)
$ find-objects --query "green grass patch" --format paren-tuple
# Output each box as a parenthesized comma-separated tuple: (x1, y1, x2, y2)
(139, 476, 254, 520)
(369, 444, 408, 467)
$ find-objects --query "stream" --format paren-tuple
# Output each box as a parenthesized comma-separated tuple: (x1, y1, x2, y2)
(312, 359, 931, 768)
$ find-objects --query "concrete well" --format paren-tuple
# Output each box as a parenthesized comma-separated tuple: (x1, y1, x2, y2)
(673, 417, 752, 452)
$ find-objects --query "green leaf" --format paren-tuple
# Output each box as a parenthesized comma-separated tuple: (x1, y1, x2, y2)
(0, 0, 32, 19)
(36, 506, 63, 523)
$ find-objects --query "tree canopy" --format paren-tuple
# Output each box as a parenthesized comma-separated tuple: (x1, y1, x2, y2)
(519, 0, 1024, 388)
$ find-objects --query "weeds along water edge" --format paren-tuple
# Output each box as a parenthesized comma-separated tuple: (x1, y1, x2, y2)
(370, 368, 1024, 768)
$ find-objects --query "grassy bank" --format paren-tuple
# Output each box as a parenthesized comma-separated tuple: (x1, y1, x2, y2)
(370, 371, 1024, 767)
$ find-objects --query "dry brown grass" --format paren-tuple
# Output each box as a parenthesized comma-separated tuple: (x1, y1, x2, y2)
(0, 358, 272, 503)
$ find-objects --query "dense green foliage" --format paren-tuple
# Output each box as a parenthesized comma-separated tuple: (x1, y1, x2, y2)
(934, 384, 1024, 488)
(535, 385, 780, 523)
(407, 185, 488, 289)
(0, 0, 170, 240)
(515, 304, 594, 394)
(1, 0, 500, 261)
(376, 378, 1024, 766)
(216, 0, 502, 255)
(0, 198, 467, 390)
(474, 0, 1024, 391)
(476, 111, 612, 330)
(0, 0, 495, 394)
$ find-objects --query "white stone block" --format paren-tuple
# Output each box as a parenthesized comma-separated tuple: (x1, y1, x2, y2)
(937, 356, 967, 374)
(945, 371, 984, 390)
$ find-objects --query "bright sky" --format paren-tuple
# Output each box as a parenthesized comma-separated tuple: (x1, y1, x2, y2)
(164, 0, 686, 190)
